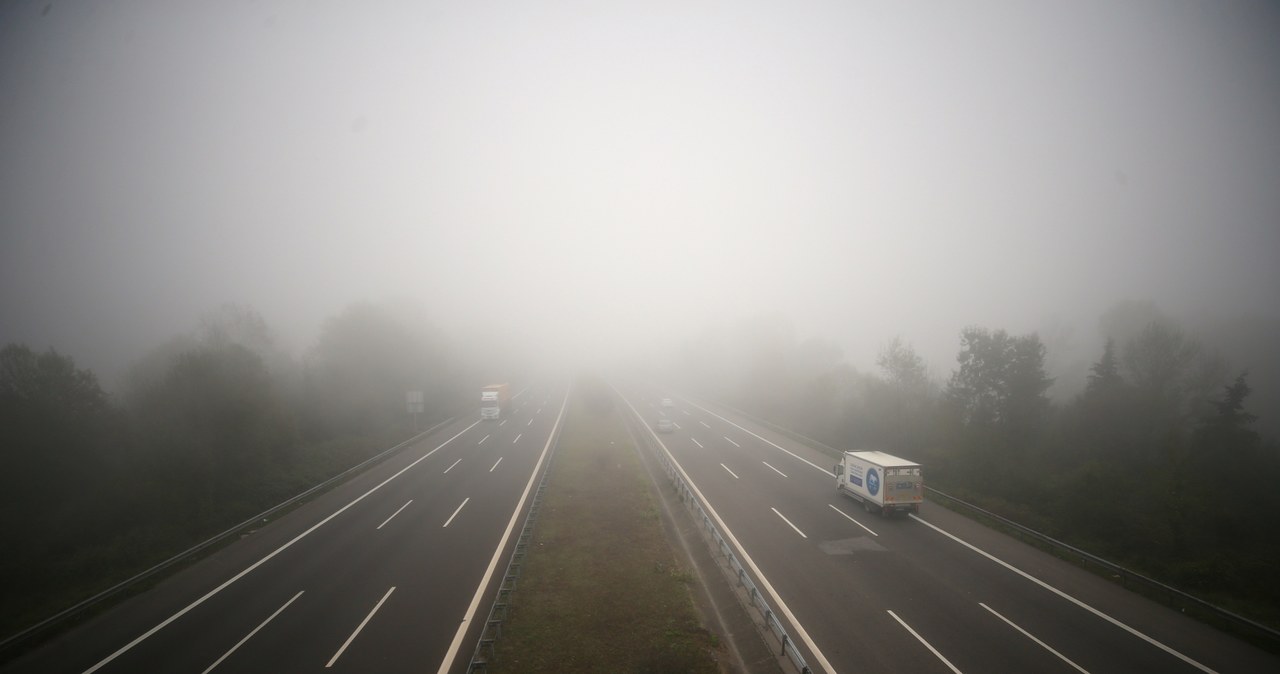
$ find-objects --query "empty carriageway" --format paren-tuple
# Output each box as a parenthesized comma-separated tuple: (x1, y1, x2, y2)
(5, 385, 569, 674)
(618, 382, 1278, 674)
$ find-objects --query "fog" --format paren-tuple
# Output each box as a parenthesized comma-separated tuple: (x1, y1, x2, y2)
(3, 1, 1278, 400)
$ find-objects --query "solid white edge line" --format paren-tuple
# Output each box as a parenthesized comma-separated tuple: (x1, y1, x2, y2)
(434, 387, 570, 674)
(720, 463, 739, 479)
(771, 507, 807, 539)
(762, 461, 789, 478)
(685, 400, 829, 475)
(723, 436, 740, 447)
(82, 420, 480, 674)
(442, 498, 470, 528)
(377, 500, 414, 530)
(691, 438, 704, 448)
(615, 386, 836, 674)
(887, 609, 963, 674)
(979, 602, 1090, 674)
(683, 394, 1217, 674)
(911, 514, 1217, 673)
(489, 457, 503, 472)
(827, 504, 878, 537)
(443, 458, 462, 474)
(201, 590, 304, 674)
(326, 586, 395, 668)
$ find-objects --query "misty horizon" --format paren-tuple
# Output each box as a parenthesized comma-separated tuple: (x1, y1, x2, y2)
(3, 1, 1278, 408)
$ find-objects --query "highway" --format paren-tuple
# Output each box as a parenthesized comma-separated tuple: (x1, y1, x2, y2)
(615, 381, 1280, 674)
(3, 383, 568, 674)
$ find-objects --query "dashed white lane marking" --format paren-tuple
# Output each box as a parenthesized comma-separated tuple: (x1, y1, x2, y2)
(771, 507, 807, 539)
(202, 591, 304, 674)
(327, 587, 396, 668)
(762, 461, 788, 478)
(443, 498, 470, 528)
(980, 603, 1089, 673)
(377, 500, 413, 530)
(887, 610, 963, 674)
(827, 504, 877, 536)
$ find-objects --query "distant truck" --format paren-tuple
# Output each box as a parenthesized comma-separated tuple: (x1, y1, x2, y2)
(834, 451, 923, 516)
(480, 383, 511, 420)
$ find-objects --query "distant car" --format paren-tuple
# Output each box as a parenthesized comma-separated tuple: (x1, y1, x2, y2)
(656, 418, 675, 433)
(660, 398, 674, 408)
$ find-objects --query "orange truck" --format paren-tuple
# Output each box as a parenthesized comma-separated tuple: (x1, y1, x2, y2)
(480, 383, 511, 420)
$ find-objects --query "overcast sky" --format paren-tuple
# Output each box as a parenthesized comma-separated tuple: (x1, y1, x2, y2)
(2, 0, 1278, 388)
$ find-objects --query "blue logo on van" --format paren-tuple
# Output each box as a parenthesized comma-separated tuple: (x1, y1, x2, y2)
(866, 468, 880, 496)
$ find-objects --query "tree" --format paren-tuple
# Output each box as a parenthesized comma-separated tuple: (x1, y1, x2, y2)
(878, 336, 928, 391)
(306, 302, 451, 436)
(1195, 371, 1260, 456)
(1085, 338, 1123, 397)
(132, 343, 296, 510)
(0, 344, 115, 517)
(945, 327, 1052, 435)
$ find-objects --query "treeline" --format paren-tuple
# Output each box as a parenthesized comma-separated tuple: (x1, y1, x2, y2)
(672, 305, 1280, 626)
(0, 303, 466, 638)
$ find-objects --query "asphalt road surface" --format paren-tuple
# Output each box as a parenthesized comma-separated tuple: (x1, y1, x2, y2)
(4, 382, 568, 674)
(615, 381, 1279, 674)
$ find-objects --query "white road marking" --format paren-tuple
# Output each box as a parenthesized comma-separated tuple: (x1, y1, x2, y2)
(513, 433, 522, 443)
(443, 498, 470, 528)
(478, 434, 490, 445)
(699, 421, 711, 429)
(771, 507, 807, 539)
(911, 515, 1216, 673)
(723, 436, 740, 447)
(527, 418, 533, 426)
(721, 463, 739, 479)
(681, 409, 691, 415)
(499, 420, 507, 426)
(536, 407, 543, 414)
(684, 401, 830, 475)
(82, 420, 480, 674)
(888, 610, 962, 673)
(762, 461, 788, 478)
(614, 388, 835, 674)
(691, 438, 704, 448)
(980, 603, 1090, 673)
(326, 587, 395, 668)
(437, 390, 570, 674)
(489, 457, 503, 472)
(672, 422, 681, 430)
(443, 458, 461, 474)
(376, 500, 413, 530)
(201, 591, 303, 674)
(827, 504, 878, 537)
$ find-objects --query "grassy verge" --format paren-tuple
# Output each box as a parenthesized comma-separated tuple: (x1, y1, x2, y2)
(489, 386, 722, 674)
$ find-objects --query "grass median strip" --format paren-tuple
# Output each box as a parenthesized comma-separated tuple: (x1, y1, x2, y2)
(489, 388, 722, 673)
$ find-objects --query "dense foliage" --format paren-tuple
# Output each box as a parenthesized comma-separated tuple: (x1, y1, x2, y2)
(673, 308, 1280, 626)
(0, 303, 466, 638)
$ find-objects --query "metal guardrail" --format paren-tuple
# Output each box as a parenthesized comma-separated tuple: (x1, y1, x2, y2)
(623, 405, 813, 674)
(924, 487, 1280, 648)
(465, 427, 560, 672)
(0, 416, 457, 657)
(696, 398, 1280, 650)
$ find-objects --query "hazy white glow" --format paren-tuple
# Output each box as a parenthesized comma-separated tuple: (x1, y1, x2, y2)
(2, 0, 1277, 383)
